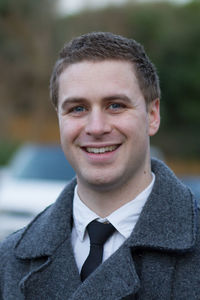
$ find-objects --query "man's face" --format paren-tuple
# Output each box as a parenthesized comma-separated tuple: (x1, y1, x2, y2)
(57, 60, 160, 191)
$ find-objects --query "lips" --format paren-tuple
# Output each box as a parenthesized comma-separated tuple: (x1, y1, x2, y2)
(84, 145, 119, 154)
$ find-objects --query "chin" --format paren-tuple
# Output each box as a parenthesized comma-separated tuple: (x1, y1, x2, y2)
(78, 171, 123, 192)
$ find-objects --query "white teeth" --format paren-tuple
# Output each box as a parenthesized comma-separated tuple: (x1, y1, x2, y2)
(86, 145, 118, 154)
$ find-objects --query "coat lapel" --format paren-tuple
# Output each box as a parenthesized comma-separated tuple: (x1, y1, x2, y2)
(19, 236, 81, 299)
(69, 245, 140, 300)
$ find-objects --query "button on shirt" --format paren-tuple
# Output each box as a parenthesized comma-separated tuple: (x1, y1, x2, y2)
(71, 173, 155, 273)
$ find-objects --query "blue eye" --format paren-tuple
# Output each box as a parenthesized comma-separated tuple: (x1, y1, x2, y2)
(67, 105, 87, 116)
(73, 106, 85, 112)
(109, 103, 125, 111)
(110, 103, 120, 109)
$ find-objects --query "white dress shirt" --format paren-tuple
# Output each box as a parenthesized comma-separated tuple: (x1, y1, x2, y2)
(71, 173, 155, 273)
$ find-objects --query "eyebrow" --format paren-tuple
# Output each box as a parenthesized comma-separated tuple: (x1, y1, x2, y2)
(102, 94, 132, 104)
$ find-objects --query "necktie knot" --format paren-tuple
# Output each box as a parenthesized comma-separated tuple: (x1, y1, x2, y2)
(87, 220, 115, 245)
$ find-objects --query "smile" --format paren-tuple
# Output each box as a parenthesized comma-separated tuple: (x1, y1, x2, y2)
(85, 145, 119, 154)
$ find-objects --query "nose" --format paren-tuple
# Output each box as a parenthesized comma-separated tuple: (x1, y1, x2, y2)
(85, 108, 111, 137)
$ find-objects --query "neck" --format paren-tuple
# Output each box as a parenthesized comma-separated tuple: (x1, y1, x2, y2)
(77, 166, 152, 218)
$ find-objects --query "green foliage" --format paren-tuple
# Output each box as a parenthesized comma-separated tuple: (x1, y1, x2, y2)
(0, 0, 55, 17)
(0, 140, 20, 165)
(0, 0, 57, 118)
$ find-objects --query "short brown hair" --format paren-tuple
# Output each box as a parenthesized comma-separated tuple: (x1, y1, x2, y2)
(50, 32, 160, 108)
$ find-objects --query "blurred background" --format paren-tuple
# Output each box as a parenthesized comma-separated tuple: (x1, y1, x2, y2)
(0, 0, 199, 239)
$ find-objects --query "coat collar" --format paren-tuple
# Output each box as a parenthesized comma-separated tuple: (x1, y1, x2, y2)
(126, 159, 197, 252)
(15, 158, 197, 260)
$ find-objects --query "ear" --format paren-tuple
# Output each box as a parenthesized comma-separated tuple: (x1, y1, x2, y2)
(148, 98, 160, 136)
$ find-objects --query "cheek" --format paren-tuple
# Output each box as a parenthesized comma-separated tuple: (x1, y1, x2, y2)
(59, 118, 82, 144)
(116, 113, 148, 137)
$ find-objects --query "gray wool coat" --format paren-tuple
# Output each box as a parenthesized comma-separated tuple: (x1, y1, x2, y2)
(0, 159, 200, 300)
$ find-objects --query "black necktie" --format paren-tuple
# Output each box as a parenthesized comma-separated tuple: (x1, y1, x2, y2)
(80, 220, 115, 281)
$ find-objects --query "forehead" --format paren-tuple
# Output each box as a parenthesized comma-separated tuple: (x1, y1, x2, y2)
(58, 60, 142, 101)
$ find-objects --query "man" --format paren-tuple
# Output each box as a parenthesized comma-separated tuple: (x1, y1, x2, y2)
(0, 32, 200, 299)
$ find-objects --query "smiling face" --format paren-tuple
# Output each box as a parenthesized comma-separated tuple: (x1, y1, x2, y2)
(57, 60, 160, 193)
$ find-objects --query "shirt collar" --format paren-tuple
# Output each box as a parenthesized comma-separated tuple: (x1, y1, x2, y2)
(73, 173, 155, 241)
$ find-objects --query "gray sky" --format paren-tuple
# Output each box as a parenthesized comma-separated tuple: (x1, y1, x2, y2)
(58, 0, 191, 15)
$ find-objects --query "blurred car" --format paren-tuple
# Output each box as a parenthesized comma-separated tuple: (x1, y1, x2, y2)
(180, 176, 200, 204)
(0, 144, 75, 240)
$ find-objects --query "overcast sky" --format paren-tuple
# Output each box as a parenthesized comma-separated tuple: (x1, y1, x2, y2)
(58, 0, 191, 15)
